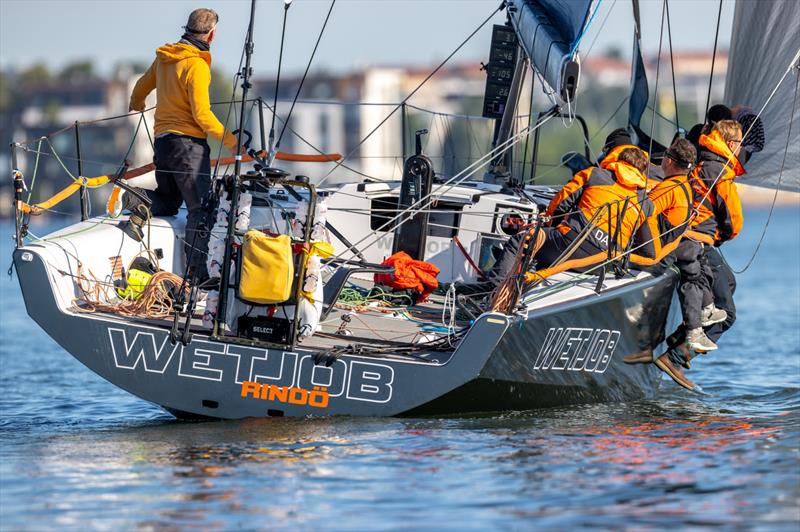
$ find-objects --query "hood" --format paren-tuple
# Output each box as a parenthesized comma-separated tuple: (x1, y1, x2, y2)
(155, 43, 211, 67)
(602, 161, 648, 189)
(698, 130, 746, 177)
(600, 144, 648, 166)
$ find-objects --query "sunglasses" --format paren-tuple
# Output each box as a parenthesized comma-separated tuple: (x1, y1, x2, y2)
(665, 151, 692, 168)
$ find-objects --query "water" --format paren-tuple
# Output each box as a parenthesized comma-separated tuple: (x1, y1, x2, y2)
(1, 207, 799, 529)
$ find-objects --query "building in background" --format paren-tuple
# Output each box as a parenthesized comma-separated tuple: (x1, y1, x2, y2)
(0, 50, 729, 217)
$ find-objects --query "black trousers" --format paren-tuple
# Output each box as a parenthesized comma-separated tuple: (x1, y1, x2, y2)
(148, 134, 212, 279)
(676, 239, 713, 330)
(536, 227, 606, 273)
(667, 246, 737, 365)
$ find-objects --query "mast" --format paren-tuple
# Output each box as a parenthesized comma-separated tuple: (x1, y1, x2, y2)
(214, 0, 258, 336)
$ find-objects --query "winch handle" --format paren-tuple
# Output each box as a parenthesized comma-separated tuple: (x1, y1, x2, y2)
(232, 128, 253, 152)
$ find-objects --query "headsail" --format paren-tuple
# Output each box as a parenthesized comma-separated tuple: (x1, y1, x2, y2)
(725, 0, 800, 192)
(506, 0, 593, 102)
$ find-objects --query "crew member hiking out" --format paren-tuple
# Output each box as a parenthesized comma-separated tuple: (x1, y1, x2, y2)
(630, 138, 698, 274)
(674, 119, 745, 355)
(625, 138, 703, 388)
(123, 7, 237, 280)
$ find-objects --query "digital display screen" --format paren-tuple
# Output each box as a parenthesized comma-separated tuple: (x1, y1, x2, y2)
(494, 27, 516, 45)
(487, 64, 514, 82)
(482, 24, 519, 119)
(486, 83, 511, 99)
(490, 46, 516, 64)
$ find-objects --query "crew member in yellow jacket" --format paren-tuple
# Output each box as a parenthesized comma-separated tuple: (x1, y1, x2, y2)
(123, 7, 236, 281)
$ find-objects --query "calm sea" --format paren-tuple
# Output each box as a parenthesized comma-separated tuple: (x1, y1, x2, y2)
(1, 207, 799, 530)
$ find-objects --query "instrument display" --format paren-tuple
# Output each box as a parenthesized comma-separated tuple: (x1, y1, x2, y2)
(483, 24, 519, 119)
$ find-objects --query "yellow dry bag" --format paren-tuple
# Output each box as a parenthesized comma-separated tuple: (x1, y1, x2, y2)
(239, 230, 294, 304)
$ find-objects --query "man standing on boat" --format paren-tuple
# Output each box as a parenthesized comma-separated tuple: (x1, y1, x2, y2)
(123, 7, 237, 280)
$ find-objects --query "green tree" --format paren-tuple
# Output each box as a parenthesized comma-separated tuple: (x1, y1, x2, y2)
(59, 61, 95, 83)
(0, 71, 11, 112)
(18, 63, 51, 86)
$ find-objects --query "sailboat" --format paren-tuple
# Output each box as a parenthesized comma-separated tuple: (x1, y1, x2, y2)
(9, 0, 799, 419)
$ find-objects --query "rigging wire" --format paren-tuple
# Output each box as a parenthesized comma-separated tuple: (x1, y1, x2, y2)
(275, 0, 336, 150)
(570, 0, 604, 57)
(695, 47, 800, 218)
(645, 0, 667, 187)
(317, 3, 503, 186)
(703, 0, 724, 121)
(325, 112, 558, 275)
(724, 67, 800, 274)
(579, 0, 617, 62)
(268, 0, 292, 157)
(664, 0, 680, 133)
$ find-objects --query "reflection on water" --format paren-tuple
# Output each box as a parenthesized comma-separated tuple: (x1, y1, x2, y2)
(1, 209, 799, 528)
(3, 400, 795, 529)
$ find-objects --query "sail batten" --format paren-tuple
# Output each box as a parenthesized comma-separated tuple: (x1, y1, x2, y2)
(725, 0, 800, 192)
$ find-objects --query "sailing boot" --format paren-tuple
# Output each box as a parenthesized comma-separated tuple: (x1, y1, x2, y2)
(674, 342, 694, 370)
(701, 304, 728, 327)
(118, 188, 151, 242)
(686, 327, 717, 352)
(654, 353, 702, 392)
(623, 348, 654, 364)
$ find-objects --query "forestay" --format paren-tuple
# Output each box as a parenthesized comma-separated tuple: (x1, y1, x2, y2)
(724, 0, 800, 192)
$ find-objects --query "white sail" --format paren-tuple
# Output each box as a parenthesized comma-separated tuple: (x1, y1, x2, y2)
(724, 0, 800, 192)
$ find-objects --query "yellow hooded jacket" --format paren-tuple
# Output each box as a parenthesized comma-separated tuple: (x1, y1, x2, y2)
(130, 43, 236, 149)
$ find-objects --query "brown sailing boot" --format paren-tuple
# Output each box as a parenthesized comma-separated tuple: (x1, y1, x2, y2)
(623, 348, 653, 364)
(654, 353, 702, 392)
(674, 342, 694, 369)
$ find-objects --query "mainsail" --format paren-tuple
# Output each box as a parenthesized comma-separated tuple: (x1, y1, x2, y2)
(725, 0, 800, 192)
(507, 0, 593, 101)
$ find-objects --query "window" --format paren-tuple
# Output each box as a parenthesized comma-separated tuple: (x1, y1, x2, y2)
(370, 197, 398, 231)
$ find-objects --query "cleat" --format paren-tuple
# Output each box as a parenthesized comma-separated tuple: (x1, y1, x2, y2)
(654, 353, 702, 392)
(624, 349, 653, 364)
(686, 327, 717, 352)
(701, 304, 728, 327)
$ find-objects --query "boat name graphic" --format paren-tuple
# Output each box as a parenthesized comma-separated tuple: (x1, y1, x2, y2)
(240, 382, 330, 408)
(534, 327, 620, 373)
(107, 327, 394, 404)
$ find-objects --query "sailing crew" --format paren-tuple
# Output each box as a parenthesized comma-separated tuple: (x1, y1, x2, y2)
(123, 7, 237, 280)
(672, 119, 745, 356)
(561, 128, 664, 184)
(629, 138, 697, 272)
(687, 104, 732, 149)
(536, 145, 653, 273)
